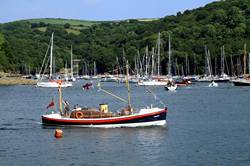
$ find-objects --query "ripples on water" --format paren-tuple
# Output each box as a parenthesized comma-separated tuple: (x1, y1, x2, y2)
(0, 81, 250, 165)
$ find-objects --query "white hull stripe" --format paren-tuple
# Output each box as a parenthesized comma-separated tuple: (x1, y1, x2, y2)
(45, 120, 167, 128)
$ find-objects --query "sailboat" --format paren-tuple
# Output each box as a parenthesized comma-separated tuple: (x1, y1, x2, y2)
(231, 44, 250, 86)
(69, 45, 76, 82)
(91, 61, 99, 80)
(165, 33, 177, 90)
(82, 61, 91, 80)
(214, 46, 230, 82)
(206, 49, 218, 87)
(138, 33, 169, 86)
(36, 32, 72, 88)
(42, 61, 167, 127)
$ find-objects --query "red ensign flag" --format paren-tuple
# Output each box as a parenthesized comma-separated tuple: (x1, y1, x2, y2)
(46, 99, 55, 109)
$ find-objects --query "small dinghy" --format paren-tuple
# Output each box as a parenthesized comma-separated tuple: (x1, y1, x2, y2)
(165, 84, 177, 91)
(82, 82, 93, 90)
(164, 80, 177, 91)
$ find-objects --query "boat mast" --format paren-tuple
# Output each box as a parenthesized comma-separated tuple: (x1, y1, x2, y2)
(71, 45, 73, 78)
(244, 43, 247, 78)
(185, 55, 188, 76)
(126, 60, 131, 109)
(116, 57, 119, 77)
(94, 61, 97, 76)
(49, 32, 54, 79)
(207, 49, 212, 77)
(249, 53, 250, 75)
(123, 48, 126, 75)
(168, 33, 172, 76)
(221, 46, 225, 75)
(134, 53, 139, 77)
(157, 32, 161, 76)
(215, 56, 217, 76)
(151, 47, 155, 76)
(145, 46, 148, 77)
(230, 54, 235, 76)
(137, 50, 142, 77)
(194, 53, 197, 75)
(84, 61, 88, 76)
(65, 61, 68, 79)
(175, 58, 179, 76)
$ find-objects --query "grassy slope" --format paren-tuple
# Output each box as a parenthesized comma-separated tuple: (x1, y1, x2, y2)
(27, 18, 103, 26)
(22, 18, 105, 34)
(25, 18, 158, 34)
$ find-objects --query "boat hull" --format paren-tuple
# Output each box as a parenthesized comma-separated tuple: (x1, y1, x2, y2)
(37, 82, 72, 88)
(232, 79, 250, 86)
(213, 79, 230, 83)
(138, 81, 167, 86)
(42, 109, 167, 128)
(164, 85, 177, 91)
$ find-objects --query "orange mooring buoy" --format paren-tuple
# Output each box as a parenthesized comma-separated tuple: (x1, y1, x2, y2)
(54, 129, 63, 138)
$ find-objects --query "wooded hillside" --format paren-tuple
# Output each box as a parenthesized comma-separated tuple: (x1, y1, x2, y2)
(1, 0, 250, 75)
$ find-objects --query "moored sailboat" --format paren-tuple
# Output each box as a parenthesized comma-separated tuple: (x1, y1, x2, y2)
(36, 32, 72, 88)
(231, 44, 250, 86)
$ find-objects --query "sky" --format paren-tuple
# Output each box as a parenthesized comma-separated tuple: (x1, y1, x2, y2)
(0, 0, 217, 23)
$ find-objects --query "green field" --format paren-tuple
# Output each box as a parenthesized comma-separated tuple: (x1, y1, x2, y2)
(36, 27, 47, 32)
(27, 18, 103, 26)
(137, 18, 159, 22)
(66, 28, 81, 35)
(24, 18, 106, 34)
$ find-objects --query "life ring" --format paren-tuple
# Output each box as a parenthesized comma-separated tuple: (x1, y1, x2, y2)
(75, 111, 84, 119)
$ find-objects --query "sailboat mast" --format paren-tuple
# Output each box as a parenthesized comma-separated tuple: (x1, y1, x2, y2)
(49, 32, 54, 79)
(94, 61, 96, 76)
(151, 47, 155, 76)
(71, 45, 73, 78)
(185, 55, 188, 76)
(126, 60, 131, 108)
(123, 48, 126, 75)
(194, 53, 197, 75)
(230, 54, 234, 76)
(244, 43, 247, 77)
(65, 61, 68, 78)
(221, 46, 225, 75)
(168, 33, 172, 76)
(145, 46, 148, 77)
(206, 49, 212, 77)
(204, 45, 209, 76)
(249, 53, 250, 75)
(175, 58, 179, 76)
(157, 32, 161, 76)
(134, 55, 138, 76)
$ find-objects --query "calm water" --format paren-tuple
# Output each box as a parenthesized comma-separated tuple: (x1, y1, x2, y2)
(0, 81, 250, 166)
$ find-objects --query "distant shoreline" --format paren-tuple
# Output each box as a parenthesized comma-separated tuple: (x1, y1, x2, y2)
(0, 76, 37, 85)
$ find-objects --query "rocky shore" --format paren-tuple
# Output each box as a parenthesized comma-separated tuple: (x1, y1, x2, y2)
(0, 72, 37, 85)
